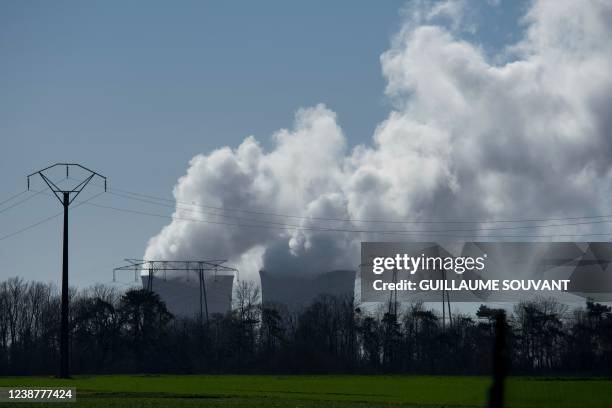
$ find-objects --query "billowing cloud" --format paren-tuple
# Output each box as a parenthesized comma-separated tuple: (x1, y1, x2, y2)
(145, 0, 612, 281)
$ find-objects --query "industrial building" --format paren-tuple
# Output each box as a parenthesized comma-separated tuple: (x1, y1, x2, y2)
(259, 269, 356, 309)
(141, 274, 234, 319)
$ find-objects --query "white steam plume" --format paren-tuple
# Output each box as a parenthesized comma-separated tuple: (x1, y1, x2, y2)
(145, 0, 612, 282)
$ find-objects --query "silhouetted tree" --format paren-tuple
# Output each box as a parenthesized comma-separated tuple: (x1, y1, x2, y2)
(118, 288, 173, 372)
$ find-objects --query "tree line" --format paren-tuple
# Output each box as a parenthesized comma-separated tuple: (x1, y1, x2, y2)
(0, 277, 610, 375)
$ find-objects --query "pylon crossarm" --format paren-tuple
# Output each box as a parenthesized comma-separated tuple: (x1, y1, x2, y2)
(27, 163, 105, 179)
(67, 173, 96, 204)
(113, 259, 239, 277)
(28, 164, 107, 205)
(38, 173, 64, 204)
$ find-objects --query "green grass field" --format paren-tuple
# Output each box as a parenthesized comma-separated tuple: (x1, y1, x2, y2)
(0, 375, 610, 407)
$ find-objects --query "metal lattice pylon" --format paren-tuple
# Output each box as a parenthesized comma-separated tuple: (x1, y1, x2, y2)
(114, 259, 238, 325)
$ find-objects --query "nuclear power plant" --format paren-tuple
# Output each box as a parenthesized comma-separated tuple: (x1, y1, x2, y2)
(114, 260, 356, 316)
(259, 269, 356, 309)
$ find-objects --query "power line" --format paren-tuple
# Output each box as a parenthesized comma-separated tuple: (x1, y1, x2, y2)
(0, 190, 29, 207)
(0, 180, 77, 242)
(0, 212, 62, 242)
(0, 192, 104, 242)
(0, 178, 72, 216)
(103, 188, 612, 233)
(79, 199, 612, 239)
(0, 190, 44, 215)
(79, 178, 612, 225)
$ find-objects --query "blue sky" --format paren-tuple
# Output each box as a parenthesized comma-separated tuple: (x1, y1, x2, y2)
(0, 1, 527, 287)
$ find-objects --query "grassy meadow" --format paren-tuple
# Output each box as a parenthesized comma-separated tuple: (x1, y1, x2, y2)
(0, 375, 610, 407)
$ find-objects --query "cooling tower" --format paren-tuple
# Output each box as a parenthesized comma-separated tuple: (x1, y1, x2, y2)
(141, 274, 234, 318)
(259, 269, 356, 309)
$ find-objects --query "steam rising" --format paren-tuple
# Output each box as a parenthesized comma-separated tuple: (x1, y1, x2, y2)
(145, 0, 612, 281)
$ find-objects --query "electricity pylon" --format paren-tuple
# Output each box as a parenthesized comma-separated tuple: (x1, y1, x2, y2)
(113, 259, 238, 325)
(27, 163, 106, 378)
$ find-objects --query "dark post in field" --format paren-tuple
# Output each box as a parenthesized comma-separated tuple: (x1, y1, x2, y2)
(488, 311, 507, 408)
(28, 163, 106, 378)
(61, 191, 69, 378)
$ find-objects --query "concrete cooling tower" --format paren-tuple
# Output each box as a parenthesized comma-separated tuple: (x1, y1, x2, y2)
(259, 270, 356, 309)
(141, 274, 234, 319)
